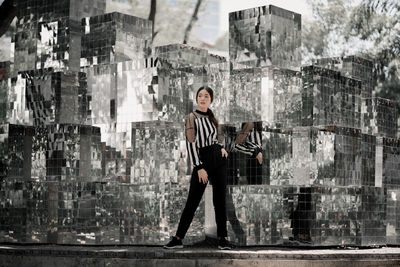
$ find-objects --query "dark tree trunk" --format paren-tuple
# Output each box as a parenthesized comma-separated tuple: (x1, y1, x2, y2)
(148, 0, 157, 41)
(183, 0, 203, 44)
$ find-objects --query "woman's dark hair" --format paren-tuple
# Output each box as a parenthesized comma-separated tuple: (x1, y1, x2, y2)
(196, 86, 218, 128)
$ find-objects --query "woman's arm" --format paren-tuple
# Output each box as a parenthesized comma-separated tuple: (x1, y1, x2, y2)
(234, 122, 262, 157)
(186, 113, 204, 170)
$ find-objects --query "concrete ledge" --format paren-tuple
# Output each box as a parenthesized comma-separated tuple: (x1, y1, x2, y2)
(1, 245, 400, 267)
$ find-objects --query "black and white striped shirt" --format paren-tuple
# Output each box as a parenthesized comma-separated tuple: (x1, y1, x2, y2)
(185, 110, 223, 169)
(234, 122, 262, 156)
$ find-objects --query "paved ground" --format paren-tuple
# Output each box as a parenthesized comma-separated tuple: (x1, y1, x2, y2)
(1, 244, 400, 266)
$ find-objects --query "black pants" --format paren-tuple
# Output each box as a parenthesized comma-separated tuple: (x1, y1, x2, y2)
(176, 144, 228, 238)
(246, 156, 263, 184)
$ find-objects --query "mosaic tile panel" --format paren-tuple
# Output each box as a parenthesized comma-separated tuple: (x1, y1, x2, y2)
(226, 185, 385, 246)
(229, 5, 301, 70)
(0, 68, 9, 123)
(131, 122, 188, 185)
(314, 56, 374, 98)
(81, 12, 152, 67)
(0, 180, 28, 242)
(13, 0, 105, 73)
(0, 180, 204, 245)
(260, 67, 302, 128)
(28, 124, 102, 182)
(43, 124, 102, 182)
(0, 1, 399, 247)
(362, 98, 398, 138)
(228, 66, 302, 126)
(223, 125, 377, 187)
(7, 70, 89, 126)
(83, 60, 193, 154)
(386, 189, 400, 245)
(302, 66, 362, 129)
(360, 186, 386, 246)
(101, 143, 131, 183)
(0, 124, 34, 180)
(154, 44, 209, 68)
(19, 69, 87, 126)
(228, 68, 262, 123)
(174, 61, 230, 123)
(379, 137, 400, 188)
(0, 62, 10, 80)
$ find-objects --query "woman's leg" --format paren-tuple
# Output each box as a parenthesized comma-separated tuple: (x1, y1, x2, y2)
(175, 169, 207, 239)
(211, 162, 228, 238)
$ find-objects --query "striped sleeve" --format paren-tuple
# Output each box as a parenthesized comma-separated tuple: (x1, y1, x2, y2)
(185, 113, 203, 169)
(234, 122, 262, 157)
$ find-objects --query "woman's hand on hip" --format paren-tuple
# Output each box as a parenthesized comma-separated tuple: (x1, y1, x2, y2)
(198, 168, 208, 184)
(256, 152, 262, 165)
(221, 148, 228, 158)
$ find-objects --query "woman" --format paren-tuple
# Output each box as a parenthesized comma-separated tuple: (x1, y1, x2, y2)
(164, 86, 232, 250)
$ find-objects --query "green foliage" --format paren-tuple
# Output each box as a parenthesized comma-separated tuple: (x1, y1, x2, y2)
(303, 0, 400, 100)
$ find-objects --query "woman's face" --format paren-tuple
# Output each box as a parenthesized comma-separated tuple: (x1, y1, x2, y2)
(197, 89, 212, 110)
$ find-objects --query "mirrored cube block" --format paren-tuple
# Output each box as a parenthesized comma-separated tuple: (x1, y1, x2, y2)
(171, 61, 230, 123)
(313, 186, 385, 246)
(2, 73, 31, 125)
(362, 98, 398, 138)
(377, 137, 400, 188)
(0, 180, 203, 245)
(163, 183, 205, 244)
(11, 69, 89, 126)
(229, 67, 302, 125)
(13, 0, 105, 73)
(226, 186, 294, 245)
(154, 44, 209, 68)
(261, 67, 302, 128)
(131, 121, 188, 185)
(264, 126, 375, 187)
(81, 12, 152, 67)
(101, 143, 131, 183)
(0, 180, 28, 242)
(56, 182, 99, 244)
(302, 66, 362, 128)
(0, 63, 10, 123)
(223, 124, 375, 187)
(314, 56, 374, 98)
(227, 68, 262, 123)
(83, 60, 193, 157)
(360, 186, 386, 246)
(229, 5, 301, 70)
(226, 185, 384, 246)
(0, 124, 34, 180)
(0, 62, 10, 80)
(386, 189, 400, 245)
(31, 124, 102, 182)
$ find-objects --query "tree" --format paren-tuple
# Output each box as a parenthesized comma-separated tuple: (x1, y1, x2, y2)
(303, 0, 400, 99)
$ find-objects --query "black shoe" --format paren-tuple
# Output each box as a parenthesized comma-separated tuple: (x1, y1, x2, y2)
(218, 237, 233, 250)
(163, 236, 183, 249)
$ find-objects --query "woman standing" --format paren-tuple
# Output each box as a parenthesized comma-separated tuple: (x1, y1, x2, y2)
(164, 86, 232, 250)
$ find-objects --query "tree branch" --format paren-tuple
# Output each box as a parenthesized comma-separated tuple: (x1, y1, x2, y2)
(183, 0, 203, 44)
(148, 0, 157, 41)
